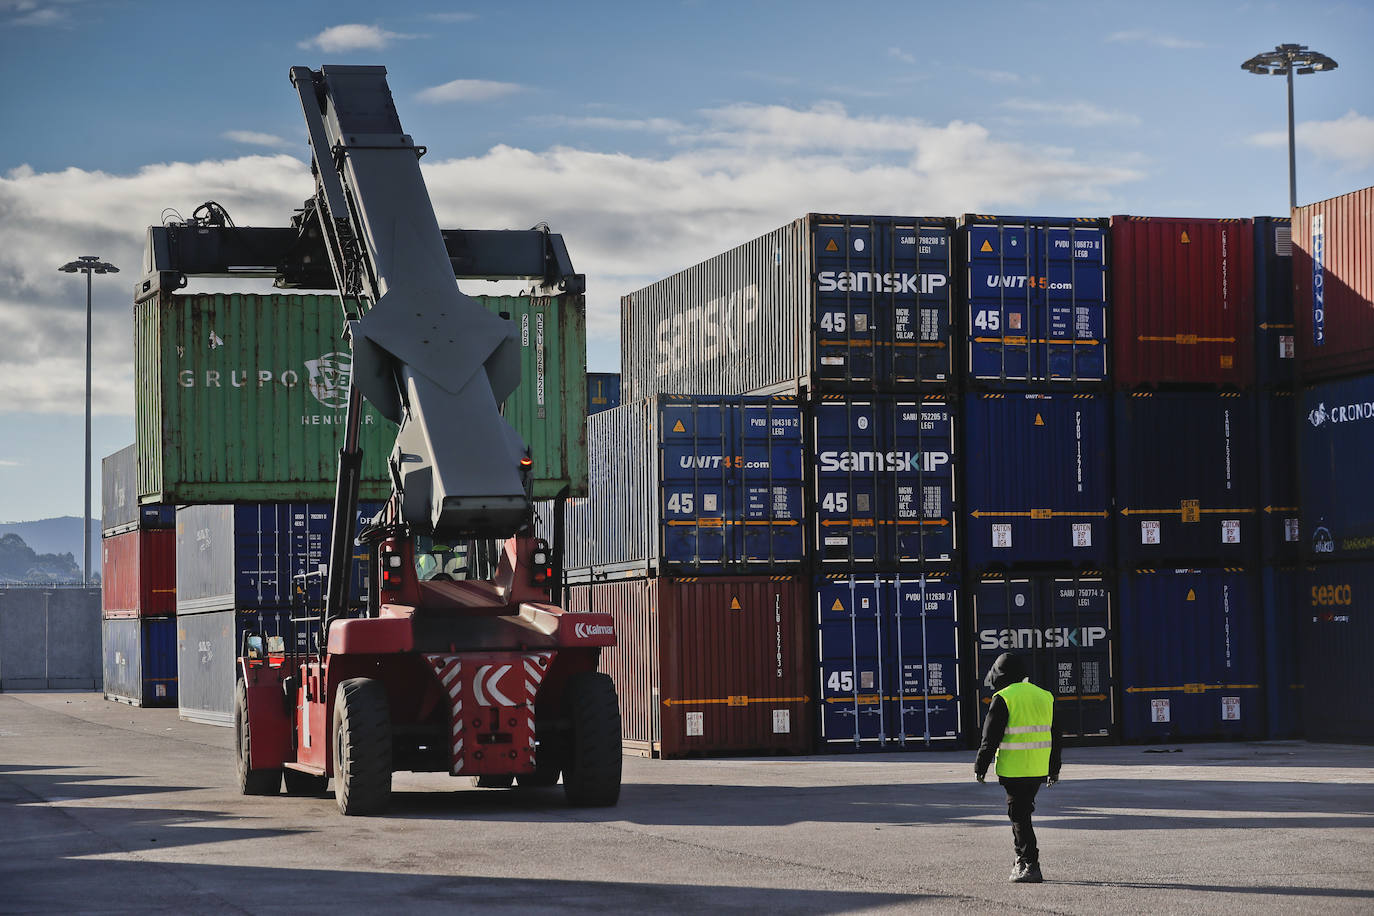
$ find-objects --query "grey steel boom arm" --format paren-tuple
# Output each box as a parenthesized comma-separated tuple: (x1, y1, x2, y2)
(289, 64, 532, 541)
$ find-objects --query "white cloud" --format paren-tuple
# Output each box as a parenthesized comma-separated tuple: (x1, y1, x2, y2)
(0, 102, 1143, 414)
(0, 459, 19, 467)
(543, 115, 685, 133)
(298, 24, 414, 52)
(416, 79, 526, 103)
(1001, 98, 1142, 128)
(1106, 29, 1204, 50)
(223, 130, 290, 149)
(0, 156, 311, 416)
(1250, 110, 1374, 169)
(888, 47, 915, 65)
(12, 7, 62, 25)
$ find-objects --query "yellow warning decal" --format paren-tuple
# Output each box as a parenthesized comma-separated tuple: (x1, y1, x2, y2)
(1220, 355, 1234, 369)
(831, 598, 845, 611)
(672, 420, 685, 433)
(1181, 231, 1191, 244)
(980, 240, 994, 253)
(1034, 413, 1045, 426)
(1186, 589, 1197, 601)
(730, 597, 742, 610)
(825, 239, 839, 252)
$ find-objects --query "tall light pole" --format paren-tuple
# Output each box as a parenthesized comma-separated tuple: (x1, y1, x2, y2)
(1242, 43, 1338, 210)
(58, 255, 119, 586)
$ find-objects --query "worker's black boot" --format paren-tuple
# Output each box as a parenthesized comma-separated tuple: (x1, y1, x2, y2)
(1008, 859, 1028, 882)
(1012, 861, 1043, 884)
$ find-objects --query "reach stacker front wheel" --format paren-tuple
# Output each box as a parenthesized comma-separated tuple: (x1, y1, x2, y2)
(561, 671, 622, 807)
(235, 678, 282, 796)
(332, 677, 393, 816)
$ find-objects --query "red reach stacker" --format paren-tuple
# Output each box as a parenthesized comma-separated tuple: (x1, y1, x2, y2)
(142, 65, 621, 814)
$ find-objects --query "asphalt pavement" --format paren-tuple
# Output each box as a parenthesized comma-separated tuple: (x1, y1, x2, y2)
(1, 692, 1371, 914)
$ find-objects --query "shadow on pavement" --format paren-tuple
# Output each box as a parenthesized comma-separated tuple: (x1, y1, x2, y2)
(374, 775, 1374, 832)
(1054, 880, 1374, 901)
(0, 859, 931, 914)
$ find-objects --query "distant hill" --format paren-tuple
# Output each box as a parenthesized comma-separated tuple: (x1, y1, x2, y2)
(0, 533, 84, 584)
(0, 517, 102, 579)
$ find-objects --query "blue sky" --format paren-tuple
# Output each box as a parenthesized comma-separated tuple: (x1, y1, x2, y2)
(1, 0, 1372, 522)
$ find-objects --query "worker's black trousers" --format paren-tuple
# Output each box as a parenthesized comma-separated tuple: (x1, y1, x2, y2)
(998, 776, 1046, 864)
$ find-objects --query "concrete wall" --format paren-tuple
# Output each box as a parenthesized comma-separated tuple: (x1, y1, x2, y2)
(0, 587, 101, 690)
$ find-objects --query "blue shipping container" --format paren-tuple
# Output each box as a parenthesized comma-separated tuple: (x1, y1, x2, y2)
(972, 574, 1116, 740)
(963, 215, 1108, 386)
(1253, 216, 1295, 389)
(176, 502, 381, 611)
(1258, 392, 1301, 564)
(1300, 375, 1374, 561)
(102, 615, 177, 707)
(963, 392, 1111, 571)
(1262, 566, 1303, 739)
(813, 395, 956, 568)
(812, 216, 955, 388)
(1118, 568, 1264, 741)
(1302, 561, 1374, 742)
(564, 395, 805, 577)
(1115, 392, 1260, 567)
(816, 572, 960, 748)
(587, 372, 621, 415)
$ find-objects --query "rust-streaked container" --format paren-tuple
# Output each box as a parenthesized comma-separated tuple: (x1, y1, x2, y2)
(1111, 216, 1255, 388)
(136, 292, 586, 504)
(101, 529, 176, 618)
(567, 575, 813, 758)
(1293, 187, 1374, 381)
(136, 293, 397, 504)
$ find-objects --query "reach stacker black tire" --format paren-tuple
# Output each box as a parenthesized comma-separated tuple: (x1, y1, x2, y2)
(235, 678, 282, 796)
(283, 768, 329, 796)
(561, 671, 622, 807)
(333, 677, 393, 816)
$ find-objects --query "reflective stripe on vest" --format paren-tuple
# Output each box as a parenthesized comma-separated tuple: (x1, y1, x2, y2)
(994, 680, 1054, 777)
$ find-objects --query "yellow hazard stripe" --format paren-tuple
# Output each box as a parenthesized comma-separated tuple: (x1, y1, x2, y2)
(664, 696, 810, 707)
(1125, 684, 1261, 694)
(824, 694, 955, 704)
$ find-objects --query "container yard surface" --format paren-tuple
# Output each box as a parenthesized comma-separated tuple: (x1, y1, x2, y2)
(3, 693, 1371, 915)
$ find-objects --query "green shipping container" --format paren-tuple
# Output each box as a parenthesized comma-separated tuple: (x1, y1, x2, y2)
(481, 294, 588, 500)
(136, 292, 587, 504)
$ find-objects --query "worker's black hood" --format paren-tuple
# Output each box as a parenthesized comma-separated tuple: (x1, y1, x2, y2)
(984, 652, 1027, 692)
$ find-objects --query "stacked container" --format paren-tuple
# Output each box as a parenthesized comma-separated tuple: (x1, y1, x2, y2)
(603, 214, 963, 755)
(1110, 216, 1266, 741)
(959, 215, 1117, 744)
(561, 393, 812, 757)
(1253, 217, 1304, 739)
(587, 372, 621, 415)
(1293, 188, 1374, 742)
(100, 444, 177, 707)
(175, 501, 380, 726)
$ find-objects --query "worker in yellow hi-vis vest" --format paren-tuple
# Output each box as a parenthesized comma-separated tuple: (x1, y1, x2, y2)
(974, 652, 1062, 884)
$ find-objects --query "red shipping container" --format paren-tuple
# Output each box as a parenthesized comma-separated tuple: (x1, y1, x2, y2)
(1111, 216, 1255, 388)
(567, 576, 813, 758)
(1293, 186, 1374, 381)
(101, 529, 176, 618)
